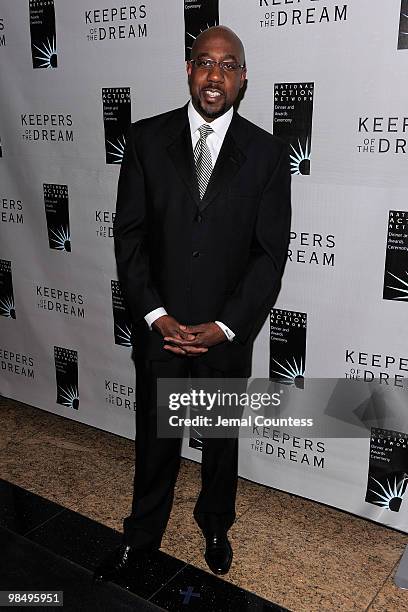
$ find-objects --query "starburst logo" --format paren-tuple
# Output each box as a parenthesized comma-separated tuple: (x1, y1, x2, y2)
(400, 11, 408, 35)
(191, 426, 203, 439)
(271, 356, 304, 387)
(115, 323, 132, 347)
(33, 36, 57, 68)
(290, 139, 311, 175)
(29, 0, 58, 69)
(106, 135, 125, 164)
(386, 271, 408, 300)
(58, 385, 79, 410)
(185, 21, 218, 55)
(368, 476, 407, 512)
(398, 2, 408, 49)
(0, 295, 15, 319)
(50, 226, 71, 252)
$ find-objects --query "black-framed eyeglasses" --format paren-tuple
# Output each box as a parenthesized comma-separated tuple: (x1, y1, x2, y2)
(189, 59, 245, 73)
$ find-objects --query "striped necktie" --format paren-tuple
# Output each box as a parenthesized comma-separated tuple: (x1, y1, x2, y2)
(194, 124, 214, 199)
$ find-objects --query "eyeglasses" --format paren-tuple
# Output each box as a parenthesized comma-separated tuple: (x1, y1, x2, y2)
(189, 59, 245, 73)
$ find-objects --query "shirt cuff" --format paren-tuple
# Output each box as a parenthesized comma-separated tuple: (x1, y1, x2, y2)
(214, 320, 235, 342)
(145, 307, 167, 330)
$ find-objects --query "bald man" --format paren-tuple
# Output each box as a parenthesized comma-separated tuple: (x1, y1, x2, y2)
(95, 26, 291, 584)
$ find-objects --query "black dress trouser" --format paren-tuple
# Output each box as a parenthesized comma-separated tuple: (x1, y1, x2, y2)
(123, 355, 247, 549)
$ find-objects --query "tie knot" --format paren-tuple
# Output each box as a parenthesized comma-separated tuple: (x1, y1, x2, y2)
(198, 124, 213, 140)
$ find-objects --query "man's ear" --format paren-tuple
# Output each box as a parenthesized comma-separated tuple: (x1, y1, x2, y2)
(240, 68, 247, 88)
(186, 60, 192, 77)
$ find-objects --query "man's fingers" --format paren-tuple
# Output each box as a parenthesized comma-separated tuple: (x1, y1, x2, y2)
(178, 331, 196, 340)
(183, 325, 205, 334)
(166, 327, 195, 341)
(163, 336, 184, 346)
(164, 340, 207, 353)
(163, 345, 207, 356)
(164, 336, 205, 347)
(184, 346, 208, 354)
(163, 344, 186, 355)
(177, 324, 198, 340)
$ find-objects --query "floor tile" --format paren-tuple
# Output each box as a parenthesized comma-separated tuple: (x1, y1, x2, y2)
(150, 563, 290, 611)
(105, 550, 187, 601)
(0, 397, 135, 461)
(187, 488, 408, 611)
(25, 506, 123, 571)
(0, 434, 131, 508)
(0, 526, 162, 611)
(30, 417, 135, 463)
(0, 399, 46, 450)
(368, 564, 408, 611)
(0, 479, 64, 535)
(22, 507, 187, 601)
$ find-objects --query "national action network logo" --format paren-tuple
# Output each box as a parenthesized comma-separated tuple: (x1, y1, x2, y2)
(184, 0, 219, 60)
(383, 210, 408, 301)
(54, 346, 79, 410)
(43, 184, 71, 252)
(29, 0, 57, 69)
(398, 1, 408, 50)
(102, 88, 131, 164)
(273, 83, 314, 175)
(270, 309, 307, 386)
(111, 280, 132, 346)
(0, 260, 15, 319)
(365, 427, 408, 512)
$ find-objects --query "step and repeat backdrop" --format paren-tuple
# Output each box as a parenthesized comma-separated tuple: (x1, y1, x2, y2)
(1, 0, 408, 531)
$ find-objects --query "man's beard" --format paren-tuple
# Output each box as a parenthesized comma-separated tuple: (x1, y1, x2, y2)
(195, 97, 229, 120)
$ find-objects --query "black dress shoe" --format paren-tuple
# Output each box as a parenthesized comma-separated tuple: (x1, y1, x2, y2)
(93, 544, 155, 584)
(204, 532, 233, 575)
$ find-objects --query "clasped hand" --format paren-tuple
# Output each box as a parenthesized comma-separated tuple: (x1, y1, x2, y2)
(152, 315, 226, 357)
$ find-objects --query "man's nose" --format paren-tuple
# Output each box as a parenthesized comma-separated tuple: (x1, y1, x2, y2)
(206, 63, 224, 82)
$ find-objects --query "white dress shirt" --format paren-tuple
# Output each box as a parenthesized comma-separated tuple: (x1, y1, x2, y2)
(144, 100, 235, 342)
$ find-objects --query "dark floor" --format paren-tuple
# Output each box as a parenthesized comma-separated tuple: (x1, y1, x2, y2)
(1, 396, 408, 611)
(0, 480, 287, 611)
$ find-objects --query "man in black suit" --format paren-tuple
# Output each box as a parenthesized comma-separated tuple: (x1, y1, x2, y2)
(95, 25, 291, 583)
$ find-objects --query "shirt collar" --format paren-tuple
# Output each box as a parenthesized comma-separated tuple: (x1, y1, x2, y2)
(188, 99, 233, 141)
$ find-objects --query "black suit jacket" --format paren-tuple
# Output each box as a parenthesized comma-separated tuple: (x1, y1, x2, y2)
(113, 103, 291, 376)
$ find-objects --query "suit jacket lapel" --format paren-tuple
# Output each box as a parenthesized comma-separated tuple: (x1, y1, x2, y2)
(166, 106, 201, 207)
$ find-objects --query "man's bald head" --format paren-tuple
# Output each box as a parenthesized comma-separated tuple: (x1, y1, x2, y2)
(191, 25, 245, 66)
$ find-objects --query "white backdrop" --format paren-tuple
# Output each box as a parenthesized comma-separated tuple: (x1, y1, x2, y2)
(1, 0, 408, 532)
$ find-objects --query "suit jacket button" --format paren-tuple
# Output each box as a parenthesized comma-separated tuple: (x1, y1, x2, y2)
(192, 251, 200, 258)
(196, 214, 202, 223)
